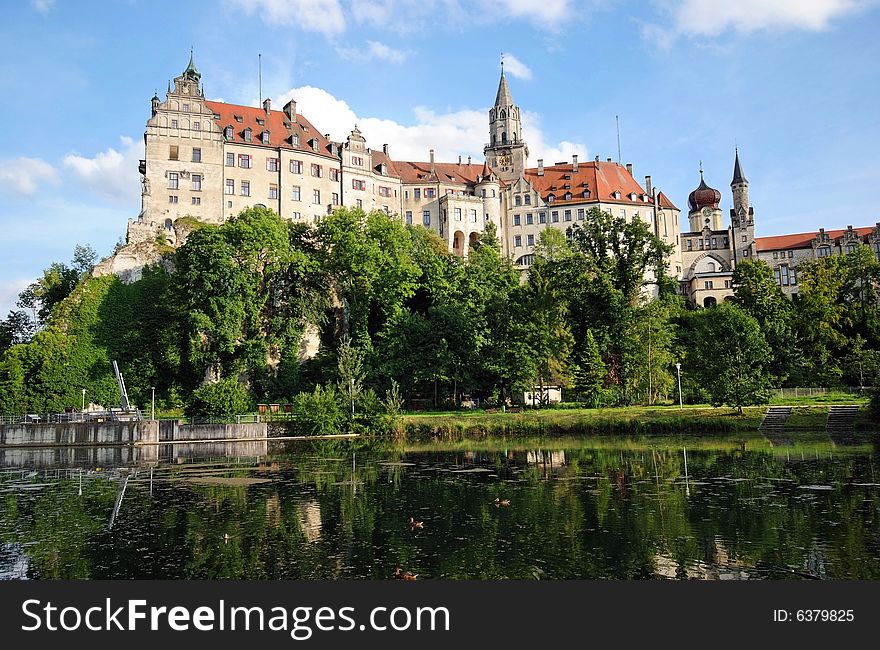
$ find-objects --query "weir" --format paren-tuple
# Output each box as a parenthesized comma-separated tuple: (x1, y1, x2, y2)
(0, 420, 267, 448)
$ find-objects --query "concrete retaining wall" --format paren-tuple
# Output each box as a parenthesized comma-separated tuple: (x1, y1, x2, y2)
(175, 423, 267, 441)
(0, 421, 157, 447)
(0, 420, 266, 447)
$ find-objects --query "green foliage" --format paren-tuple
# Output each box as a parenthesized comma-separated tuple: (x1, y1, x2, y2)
(187, 376, 253, 417)
(689, 303, 772, 412)
(293, 384, 345, 436)
(336, 335, 366, 416)
(570, 330, 605, 407)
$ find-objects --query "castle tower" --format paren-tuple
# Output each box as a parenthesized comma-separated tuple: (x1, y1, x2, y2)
(730, 149, 756, 260)
(484, 65, 528, 182)
(687, 167, 723, 232)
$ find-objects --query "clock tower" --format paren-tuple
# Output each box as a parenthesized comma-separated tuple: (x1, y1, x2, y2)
(484, 65, 528, 182)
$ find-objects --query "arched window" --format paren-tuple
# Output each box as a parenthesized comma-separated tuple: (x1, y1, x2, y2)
(500, 109, 506, 119)
(501, 131, 507, 144)
(164, 218, 173, 230)
(703, 296, 717, 308)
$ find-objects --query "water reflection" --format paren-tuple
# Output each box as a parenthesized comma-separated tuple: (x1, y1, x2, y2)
(1, 435, 879, 580)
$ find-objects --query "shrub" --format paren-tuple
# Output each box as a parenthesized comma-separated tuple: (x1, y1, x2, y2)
(186, 376, 253, 417)
(293, 384, 345, 436)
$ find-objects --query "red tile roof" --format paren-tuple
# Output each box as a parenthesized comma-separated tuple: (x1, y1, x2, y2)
(756, 226, 875, 252)
(205, 100, 337, 160)
(523, 161, 656, 208)
(393, 161, 495, 185)
(657, 191, 679, 211)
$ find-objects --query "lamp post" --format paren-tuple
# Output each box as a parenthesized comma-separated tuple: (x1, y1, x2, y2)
(675, 363, 683, 410)
(81, 388, 86, 412)
(151, 387, 156, 421)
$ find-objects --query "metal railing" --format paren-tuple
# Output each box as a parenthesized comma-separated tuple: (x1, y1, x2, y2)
(771, 387, 870, 399)
(0, 409, 143, 425)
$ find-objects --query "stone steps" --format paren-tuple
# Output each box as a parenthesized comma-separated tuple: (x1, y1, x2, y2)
(759, 406, 793, 432)
(826, 405, 860, 433)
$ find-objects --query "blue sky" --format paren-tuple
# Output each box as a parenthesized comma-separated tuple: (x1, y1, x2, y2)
(1, 0, 879, 316)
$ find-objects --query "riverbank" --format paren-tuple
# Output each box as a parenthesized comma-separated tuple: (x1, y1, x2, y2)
(397, 404, 877, 439)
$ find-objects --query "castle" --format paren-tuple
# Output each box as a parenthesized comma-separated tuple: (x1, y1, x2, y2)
(128, 54, 880, 305)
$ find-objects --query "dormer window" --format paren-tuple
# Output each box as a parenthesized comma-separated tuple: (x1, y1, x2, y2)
(291, 133, 299, 146)
(224, 125, 233, 140)
(309, 138, 318, 152)
(380, 162, 388, 175)
(565, 192, 572, 200)
(257, 118, 265, 126)
(261, 131, 270, 144)
(235, 115, 243, 123)
(613, 190, 621, 199)
(243, 127, 252, 142)
(583, 190, 591, 198)
(547, 194, 555, 203)
(629, 192, 637, 201)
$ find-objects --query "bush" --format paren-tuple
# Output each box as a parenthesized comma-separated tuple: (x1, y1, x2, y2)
(186, 376, 253, 417)
(293, 384, 345, 436)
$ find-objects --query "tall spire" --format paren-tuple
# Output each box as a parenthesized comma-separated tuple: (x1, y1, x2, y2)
(731, 148, 747, 185)
(494, 68, 512, 107)
(183, 48, 201, 82)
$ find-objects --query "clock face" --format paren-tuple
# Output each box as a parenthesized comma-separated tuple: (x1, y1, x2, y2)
(498, 154, 511, 166)
(702, 207, 712, 218)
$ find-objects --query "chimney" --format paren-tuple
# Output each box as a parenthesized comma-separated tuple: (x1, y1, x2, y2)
(458, 155, 462, 166)
(429, 149, 435, 173)
(325, 134, 330, 140)
(537, 159, 544, 176)
(607, 157, 612, 163)
(595, 155, 600, 162)
(626, 163, 633, 176)
(283, 99, 297, 122)
(383, 143, 389, 155)
(645, 175, 652, 195)
(263, 98, 271, 113)
(468, 155, 471, 165)
(572, 154, 578, 172)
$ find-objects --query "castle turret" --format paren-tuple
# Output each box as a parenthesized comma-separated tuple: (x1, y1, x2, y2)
(730, 148, 756, 260)
(484, 64, 528, 182)
(687, 167, 723, 231)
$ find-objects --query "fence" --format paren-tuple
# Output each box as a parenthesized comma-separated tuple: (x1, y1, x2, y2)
(771, 387, 869, 400)
(0, 410, 143, 425)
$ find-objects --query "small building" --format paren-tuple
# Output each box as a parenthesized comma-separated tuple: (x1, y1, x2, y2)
(522, 385, 563, 406)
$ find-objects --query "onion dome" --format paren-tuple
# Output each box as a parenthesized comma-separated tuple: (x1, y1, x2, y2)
(688, 170, 721, 212)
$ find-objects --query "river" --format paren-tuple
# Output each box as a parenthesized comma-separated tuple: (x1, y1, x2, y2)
(1, 433, 878, 579)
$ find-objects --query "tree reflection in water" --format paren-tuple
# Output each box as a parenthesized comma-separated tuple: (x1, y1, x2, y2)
(1, 436, 879, 580)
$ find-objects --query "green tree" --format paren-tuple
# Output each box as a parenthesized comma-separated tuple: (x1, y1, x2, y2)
(792, 255, 848, 386)
(689, 302, 772, 412)
(571, 330, 606, 407)
(187, 376, 253, 417)
(336, 335, 366, 417)
(732, 258, 799, 384)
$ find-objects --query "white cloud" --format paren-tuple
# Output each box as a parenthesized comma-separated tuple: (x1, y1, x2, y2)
(501, 53, 532, 80)
(232, 0, 576, 37)
(0, 157, 59, 196)
(0, 278, 32, 318)
(62, 136, 141, 204)
(489, 0, 574, 28)
(277, 85, 587, 165)
(226, 0, 346, 36)
(30, 0, 54, 13)
(337, 40, 410, 64)
(650, 0, 871, 39)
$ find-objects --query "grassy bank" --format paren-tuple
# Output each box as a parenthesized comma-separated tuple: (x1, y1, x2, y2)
(398, 404, 877, 439)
